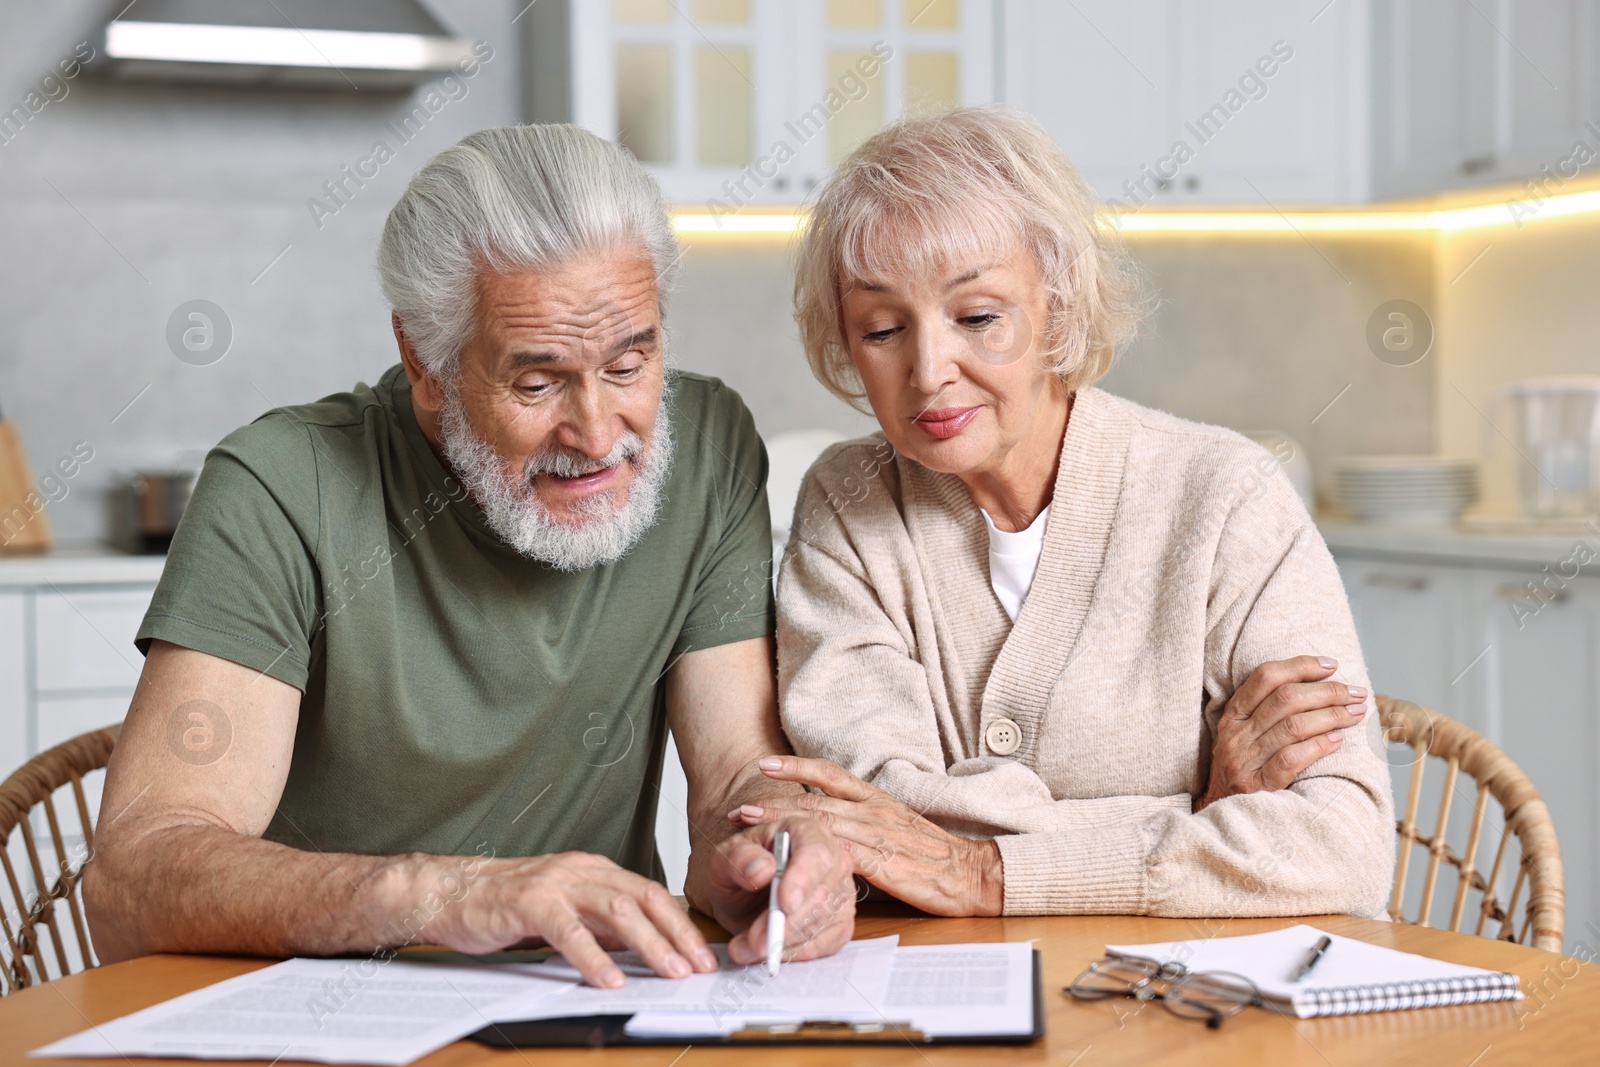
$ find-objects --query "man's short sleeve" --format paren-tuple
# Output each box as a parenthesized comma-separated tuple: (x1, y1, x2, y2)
(136, 418, 321, 690)
(672, 381, 776, 656)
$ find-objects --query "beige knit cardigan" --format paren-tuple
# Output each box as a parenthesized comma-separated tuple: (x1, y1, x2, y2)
(776, 387, 1396, 918)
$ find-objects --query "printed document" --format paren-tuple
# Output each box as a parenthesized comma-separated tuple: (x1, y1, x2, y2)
(30, 957, 572, 1065)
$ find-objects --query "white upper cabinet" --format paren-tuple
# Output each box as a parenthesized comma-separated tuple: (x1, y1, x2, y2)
(999, 0, 1176, 206)
(1006, 0, 1600, 205)
(1003, 0, 1371, 206)
(551, 0, 995, 205)
(1168, 0, 1368, 204)
(525, 0, 1600, 205)
(1370, 0, 1599, 199)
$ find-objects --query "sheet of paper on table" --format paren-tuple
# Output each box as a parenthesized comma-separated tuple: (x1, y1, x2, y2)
(29, 957, 575, 1066)
(617, 941, 1037, 1040)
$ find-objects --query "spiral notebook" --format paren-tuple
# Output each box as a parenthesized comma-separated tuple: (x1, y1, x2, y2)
(1104, 924, 1524, 1019)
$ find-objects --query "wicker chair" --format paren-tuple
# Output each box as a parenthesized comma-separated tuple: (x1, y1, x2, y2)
(0, 725, 120, 994)
(1380, 696, 1563, 952)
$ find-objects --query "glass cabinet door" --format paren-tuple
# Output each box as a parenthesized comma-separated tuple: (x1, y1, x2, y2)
(791, 0, 995, 193)
(571, 0, 995, 204)
(589, 0, 778, 202)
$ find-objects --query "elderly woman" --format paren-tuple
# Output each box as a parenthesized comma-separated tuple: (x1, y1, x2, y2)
(733, 107, 1394, 919)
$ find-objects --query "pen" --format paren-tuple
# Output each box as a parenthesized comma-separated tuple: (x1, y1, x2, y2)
(1289, 935, 1333, 982)
(766, 830, 791, 978)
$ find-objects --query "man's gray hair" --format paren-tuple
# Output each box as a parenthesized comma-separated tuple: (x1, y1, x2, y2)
(378, 124, 679, 377)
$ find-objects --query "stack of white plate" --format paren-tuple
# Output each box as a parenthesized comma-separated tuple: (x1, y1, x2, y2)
(1332, 456, 1479, 525)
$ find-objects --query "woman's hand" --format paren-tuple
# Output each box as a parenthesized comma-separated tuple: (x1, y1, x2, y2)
(1198, 655, 1369, 811)
(729, 756, 1004, 917)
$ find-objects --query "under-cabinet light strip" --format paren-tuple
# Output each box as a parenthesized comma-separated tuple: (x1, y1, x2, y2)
(670, 187, 1600, 236)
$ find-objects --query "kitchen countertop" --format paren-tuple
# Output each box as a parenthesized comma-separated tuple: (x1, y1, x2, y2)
(1317, 517, 1599, 569)
(1, 525, 1594, 587)
(0, 543, 167, 587)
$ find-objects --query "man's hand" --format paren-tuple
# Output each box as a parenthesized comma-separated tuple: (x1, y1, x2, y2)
(704, 814, 855, 966)
(400, 851, 718, 988)
(1199, 655, 1368, 810)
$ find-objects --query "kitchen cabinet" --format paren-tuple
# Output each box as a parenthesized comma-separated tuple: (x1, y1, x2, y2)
(0, 563, 158, 784)
(1166, 0, 1366, 204)
(1329, 530, 1600, 952)
(1003, 0, 1369, 205)
(525, 0, 996, 204)
(1008, 0, 1600, 205)
(1339, 554, 1494, 935)
(1370, 0, 1600, 200)
(0, 591, 24, 795)
(1471, 565, 1600, 955)
(525, 0, 1600, 207)
(1339, 556, 1481, 728)
(0, 554, 160, 959)
(998, 0, 1175, 206)
(33, 588, 148, 693)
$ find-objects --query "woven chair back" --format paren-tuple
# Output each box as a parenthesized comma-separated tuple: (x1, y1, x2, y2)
(1382, 696, 1563, 952)
(0, 725, 120, 994)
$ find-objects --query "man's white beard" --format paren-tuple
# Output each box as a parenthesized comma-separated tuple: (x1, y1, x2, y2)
(436, 380, 674, 571)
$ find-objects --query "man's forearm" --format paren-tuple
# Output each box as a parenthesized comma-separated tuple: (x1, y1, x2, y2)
(84, 821, 464, 964)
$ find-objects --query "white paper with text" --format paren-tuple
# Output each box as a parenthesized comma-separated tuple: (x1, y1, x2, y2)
(30, 957, 571, 1065)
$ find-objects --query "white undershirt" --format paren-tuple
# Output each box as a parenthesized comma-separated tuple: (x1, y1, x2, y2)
(980, 505, 1050, 622)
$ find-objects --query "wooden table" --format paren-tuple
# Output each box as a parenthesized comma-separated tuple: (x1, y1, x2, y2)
(5, 906, 1598, 1066)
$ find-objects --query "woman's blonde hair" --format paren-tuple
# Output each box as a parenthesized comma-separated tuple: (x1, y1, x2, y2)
(793, 106, 1143, 408)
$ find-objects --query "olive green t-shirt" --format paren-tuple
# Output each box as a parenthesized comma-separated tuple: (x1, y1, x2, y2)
(137, 364, 775, 880)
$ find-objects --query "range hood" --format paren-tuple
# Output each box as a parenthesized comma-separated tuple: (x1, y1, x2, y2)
(90, 0, 477, 89)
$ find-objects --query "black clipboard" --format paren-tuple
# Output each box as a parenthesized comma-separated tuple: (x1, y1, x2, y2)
(470, 949, 1043, 1047)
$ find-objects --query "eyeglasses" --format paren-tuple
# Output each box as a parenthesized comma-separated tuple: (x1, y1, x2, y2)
(1066, 957, 1271, 1029)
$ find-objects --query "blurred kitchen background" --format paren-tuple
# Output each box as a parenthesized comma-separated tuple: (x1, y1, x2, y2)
(3, 1, 1599, 950)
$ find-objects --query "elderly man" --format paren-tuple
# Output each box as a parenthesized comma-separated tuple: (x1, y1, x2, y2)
(84, 124, 854, 987)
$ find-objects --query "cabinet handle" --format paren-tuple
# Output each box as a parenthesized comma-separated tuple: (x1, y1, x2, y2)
(1365, 573, 1430, 592)
(1497, 583, 1568, 605)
